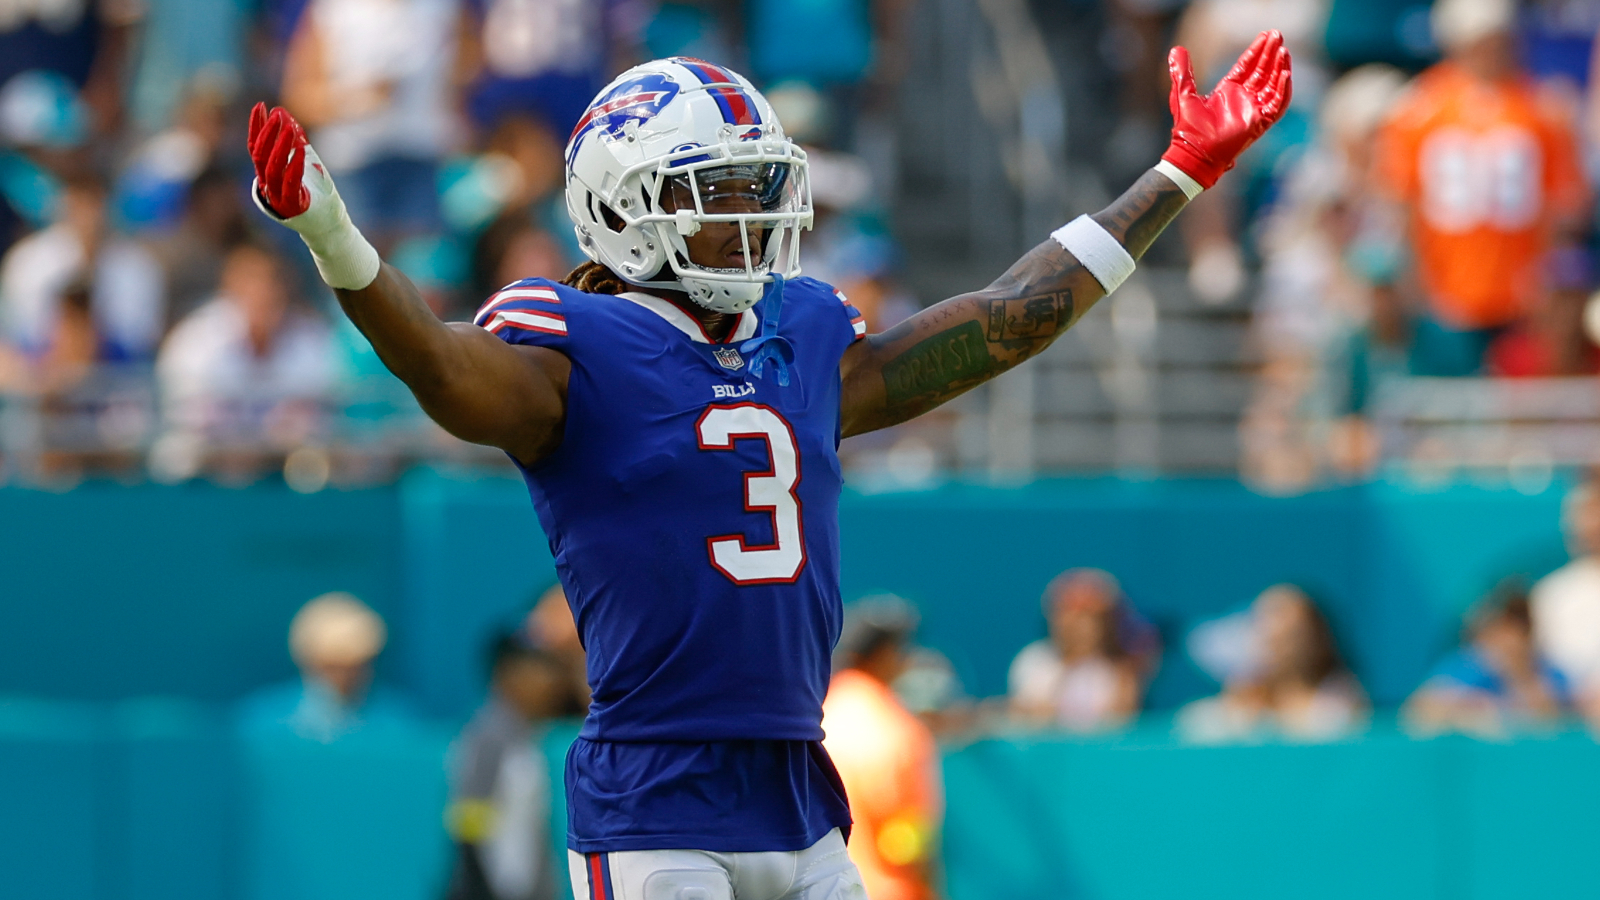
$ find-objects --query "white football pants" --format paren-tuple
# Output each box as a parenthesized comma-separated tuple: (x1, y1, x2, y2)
(567, 828, 867, 900)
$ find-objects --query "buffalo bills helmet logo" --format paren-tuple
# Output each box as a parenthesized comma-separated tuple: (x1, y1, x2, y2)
(568, 73, 681, 162)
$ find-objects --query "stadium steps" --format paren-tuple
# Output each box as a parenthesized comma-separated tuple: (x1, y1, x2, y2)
(1027, 267, 1254, 472)
(876, 0, 1257, 476)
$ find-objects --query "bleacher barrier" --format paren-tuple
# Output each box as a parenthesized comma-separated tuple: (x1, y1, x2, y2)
(4, 707, 1599, 900)
(941, 719, 1600, 900)
(0, 473, 1584, 898)
(1, 470, 1569, 713)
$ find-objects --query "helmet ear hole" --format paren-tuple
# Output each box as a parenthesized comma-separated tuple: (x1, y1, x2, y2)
(587, 192, 627, 234)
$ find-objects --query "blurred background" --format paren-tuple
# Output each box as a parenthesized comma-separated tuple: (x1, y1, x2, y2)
(6, 0, 1600, 897)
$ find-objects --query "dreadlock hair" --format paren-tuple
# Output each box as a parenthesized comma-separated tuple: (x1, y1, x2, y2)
(562, 260, 630, 295)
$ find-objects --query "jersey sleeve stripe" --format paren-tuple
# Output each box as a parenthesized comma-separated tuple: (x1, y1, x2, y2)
(489, 321, 568, 337)
(483, 310, 568, 336)
(493, 288, 562, 302)
(474, 297, 564, 327)
(835, 288, 865, 339)
(473, 289, 563, 326)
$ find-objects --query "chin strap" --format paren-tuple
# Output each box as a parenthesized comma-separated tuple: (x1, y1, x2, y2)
(740, 275, 798, 388)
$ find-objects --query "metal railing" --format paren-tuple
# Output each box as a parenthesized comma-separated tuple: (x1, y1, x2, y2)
(1370, 376, 1600, 489)
(0, 367, 505, 488)
(882, 0, 1256, 479)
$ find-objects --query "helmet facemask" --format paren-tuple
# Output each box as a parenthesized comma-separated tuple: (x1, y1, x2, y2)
(585, 140, 811, 314)
(651, 150, 808, 313)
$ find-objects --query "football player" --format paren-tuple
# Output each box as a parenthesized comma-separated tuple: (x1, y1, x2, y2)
(248, 34, 1290, 900)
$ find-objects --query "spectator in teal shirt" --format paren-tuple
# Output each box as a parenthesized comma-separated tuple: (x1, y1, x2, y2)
(235, 591, 421, 743)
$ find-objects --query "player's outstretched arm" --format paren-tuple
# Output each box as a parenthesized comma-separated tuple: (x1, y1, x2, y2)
(840, 31, 1291, 438)
(247, 104, 569, 465)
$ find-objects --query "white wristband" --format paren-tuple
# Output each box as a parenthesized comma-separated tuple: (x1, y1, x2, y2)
(1154, 159, 1205, 201)
(1051, 215, 1136, 294)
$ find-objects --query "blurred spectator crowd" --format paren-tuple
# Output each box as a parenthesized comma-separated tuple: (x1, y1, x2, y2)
(14, 0, 1600, 490)
(0, 0, 911, 487)
(855, 476, 1600, 746)
(1225, 0, 1600, 490)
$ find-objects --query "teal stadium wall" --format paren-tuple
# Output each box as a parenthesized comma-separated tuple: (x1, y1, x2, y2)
(0, 474, 1589, 899)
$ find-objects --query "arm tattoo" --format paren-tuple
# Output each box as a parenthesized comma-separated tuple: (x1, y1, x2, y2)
(883, 320, 991, 406)
(851, 169, 1190, 434)
(1093, 171, 1193, 258)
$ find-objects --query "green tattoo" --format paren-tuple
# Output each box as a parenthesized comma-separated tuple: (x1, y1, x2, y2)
(883, 320, 991, 404)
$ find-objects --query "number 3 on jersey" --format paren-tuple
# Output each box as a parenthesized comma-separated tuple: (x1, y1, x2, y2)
(696, 404, 807, 585)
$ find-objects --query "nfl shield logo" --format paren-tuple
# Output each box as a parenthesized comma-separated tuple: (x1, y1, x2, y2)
(713, 347, 745, 370)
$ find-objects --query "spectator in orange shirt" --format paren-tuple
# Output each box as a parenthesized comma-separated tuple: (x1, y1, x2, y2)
(1376, 0, 1589, 376)
(822, 596, 941, 900)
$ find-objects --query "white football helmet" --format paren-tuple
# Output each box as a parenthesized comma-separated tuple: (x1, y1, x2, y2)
(564, 58, 812, 313)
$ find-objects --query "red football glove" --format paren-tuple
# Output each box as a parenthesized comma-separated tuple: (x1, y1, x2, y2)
(1162, 30, 1293, 190)
(244, 101, 380, 290)
(248, 101, 311, 219)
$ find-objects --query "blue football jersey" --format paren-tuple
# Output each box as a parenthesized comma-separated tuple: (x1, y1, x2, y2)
(476, 274, 866, 852)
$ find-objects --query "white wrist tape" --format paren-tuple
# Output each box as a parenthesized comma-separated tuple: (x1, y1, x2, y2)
(1155, 159, 1205, 201)
(303, 214, 380, 291)
(251, 142, 380, 291)
(1051, 215, 1136, 294)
